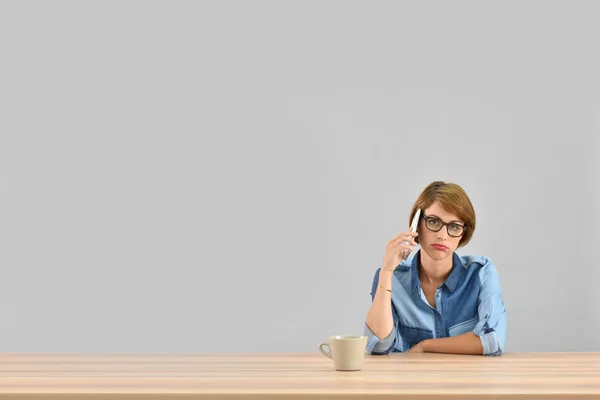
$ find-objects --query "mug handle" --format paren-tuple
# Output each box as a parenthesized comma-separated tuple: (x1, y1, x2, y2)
(319, 343, 332, 359)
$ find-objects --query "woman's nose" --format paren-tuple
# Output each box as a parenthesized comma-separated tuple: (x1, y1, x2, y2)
(437, 229, 449, 240)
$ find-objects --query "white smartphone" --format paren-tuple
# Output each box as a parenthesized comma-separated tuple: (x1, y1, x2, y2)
(402, 208, 421, 259)
(409, 208, 421, 233)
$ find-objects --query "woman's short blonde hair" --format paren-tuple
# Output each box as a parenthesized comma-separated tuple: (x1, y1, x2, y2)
(409, 181, 476, 248)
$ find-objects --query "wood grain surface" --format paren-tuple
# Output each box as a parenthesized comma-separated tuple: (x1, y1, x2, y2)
(0, 352, 599, 399)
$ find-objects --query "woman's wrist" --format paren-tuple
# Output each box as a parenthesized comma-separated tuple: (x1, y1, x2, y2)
(379, 268, 394, 281)
(378, 269, 394, 292)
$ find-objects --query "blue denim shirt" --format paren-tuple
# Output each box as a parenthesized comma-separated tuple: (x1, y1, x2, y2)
(364, 250, 507, 356)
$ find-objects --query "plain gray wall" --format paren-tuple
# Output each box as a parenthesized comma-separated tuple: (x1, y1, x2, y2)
(0, 0, 598, 352)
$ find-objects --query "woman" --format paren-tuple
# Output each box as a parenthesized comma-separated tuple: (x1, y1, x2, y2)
(365, 181, 507, 356)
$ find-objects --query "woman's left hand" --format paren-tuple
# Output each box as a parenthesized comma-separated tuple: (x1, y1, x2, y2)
(407, 342, 426, 353)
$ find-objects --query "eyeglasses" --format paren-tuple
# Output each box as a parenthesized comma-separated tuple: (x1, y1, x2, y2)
(422, 215, 466, 237)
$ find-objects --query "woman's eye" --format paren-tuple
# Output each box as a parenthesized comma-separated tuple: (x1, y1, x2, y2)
(429, 219, 441, 226)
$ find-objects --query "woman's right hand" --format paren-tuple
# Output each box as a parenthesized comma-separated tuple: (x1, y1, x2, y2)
(382, 231, 419, 272)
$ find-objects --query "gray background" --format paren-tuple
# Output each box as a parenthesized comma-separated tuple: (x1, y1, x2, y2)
(0, 1, 598, 352)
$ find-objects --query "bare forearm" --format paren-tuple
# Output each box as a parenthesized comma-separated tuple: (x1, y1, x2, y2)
(422, 332, 483, 355)
(365, 270, 394, 339)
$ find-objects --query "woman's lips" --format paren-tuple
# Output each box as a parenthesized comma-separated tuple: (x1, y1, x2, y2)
(431, 244, 448, 250)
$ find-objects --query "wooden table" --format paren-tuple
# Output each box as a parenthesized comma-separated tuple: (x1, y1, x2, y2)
(0, 352, 599, 399)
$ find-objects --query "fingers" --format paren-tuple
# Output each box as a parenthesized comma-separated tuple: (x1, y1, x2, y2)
(399, 248, 409, 260)
(398, 243, 415, 259)
(389, 233, 418, 246)
(386, 234, 417, 265)
(382, 242, 415, 271)
(388, 239, 416, 252)
(404, 238, 418, 246)
(398, 242, 415, 251)
(390, 231, 419, 242)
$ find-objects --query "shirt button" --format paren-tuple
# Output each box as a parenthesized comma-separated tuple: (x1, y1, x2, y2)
(437, 315, 441, 320)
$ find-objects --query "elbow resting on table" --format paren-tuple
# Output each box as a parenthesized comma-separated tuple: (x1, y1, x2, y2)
(477, 329, 504, 356)
(364, 322, 397, 355)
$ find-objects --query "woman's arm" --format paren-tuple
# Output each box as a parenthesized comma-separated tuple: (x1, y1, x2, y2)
(364, 268, 405, 355)
(366, 231, 417, 344)
(365, 269, 395, 339)
(410, 332, 483, 354)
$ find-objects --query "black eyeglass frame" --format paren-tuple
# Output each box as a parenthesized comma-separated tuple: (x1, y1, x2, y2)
(422, 215, 467, 237)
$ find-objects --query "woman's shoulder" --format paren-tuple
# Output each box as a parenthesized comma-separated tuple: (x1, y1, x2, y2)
(458, 253, 493, 268)
(457, 253, 501, 282)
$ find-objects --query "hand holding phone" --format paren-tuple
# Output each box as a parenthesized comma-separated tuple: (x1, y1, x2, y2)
(381, 209, 421, 272)
(402, 208, 421, 259)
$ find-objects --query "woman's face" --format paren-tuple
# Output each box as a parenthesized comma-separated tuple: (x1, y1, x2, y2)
(418, 201, 465, 261)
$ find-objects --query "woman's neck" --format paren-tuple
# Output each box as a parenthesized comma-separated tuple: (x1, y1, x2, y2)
(418, 251, 454, 287)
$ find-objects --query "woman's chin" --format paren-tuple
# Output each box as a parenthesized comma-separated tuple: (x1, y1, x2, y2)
(423, 247, 452, 261)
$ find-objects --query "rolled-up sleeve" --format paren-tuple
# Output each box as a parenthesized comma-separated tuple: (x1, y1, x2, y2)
(364, 268, 403, 355)
(473, 262, 507, 356)
(364, 323, 397, 354)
